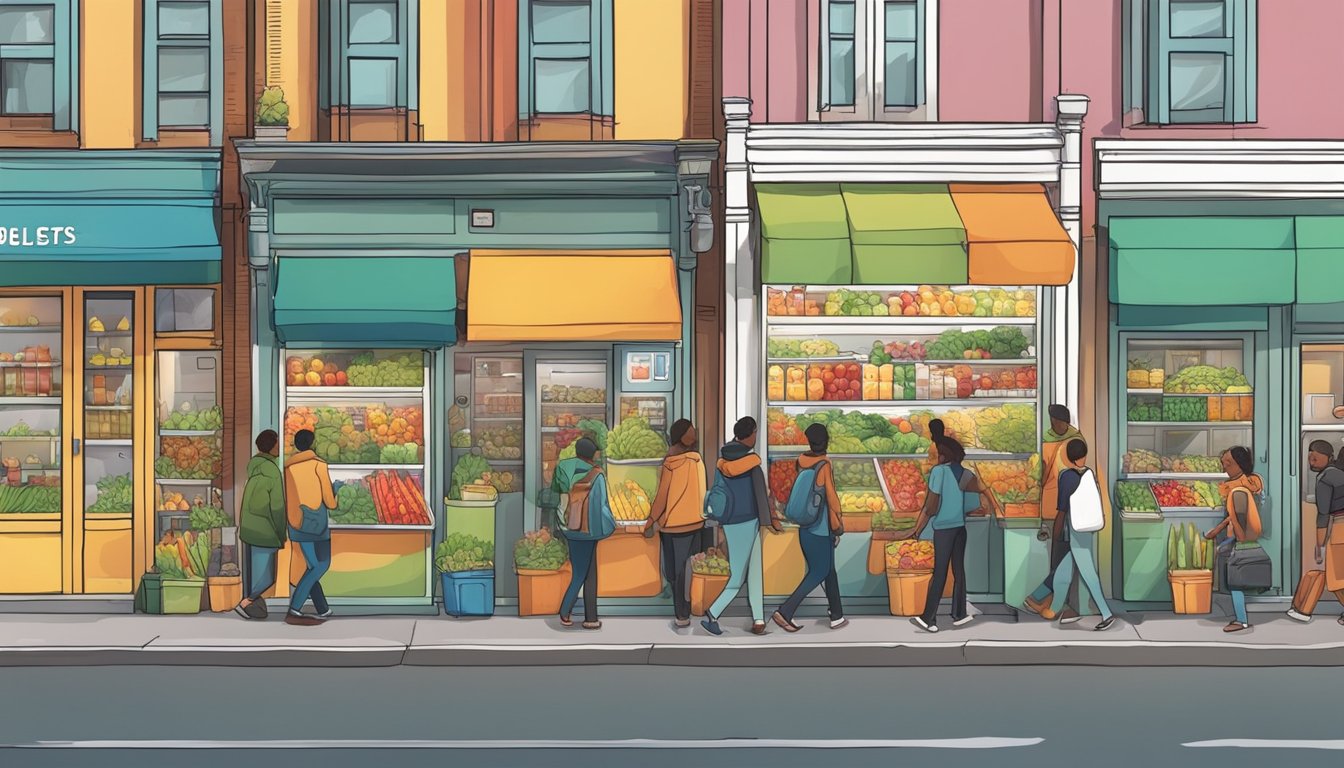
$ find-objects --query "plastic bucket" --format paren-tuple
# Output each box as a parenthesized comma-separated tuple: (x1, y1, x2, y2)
(442, 570, 495, 617)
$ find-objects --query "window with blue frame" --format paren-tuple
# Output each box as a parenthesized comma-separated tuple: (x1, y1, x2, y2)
(143, 0, 222, 141)
(518, 0, 613, 119)
(818, 0, 929, 120)
(1124, 0, 1257, 125)
(0, 0, 75, 130)
(323, 0, 415, 110)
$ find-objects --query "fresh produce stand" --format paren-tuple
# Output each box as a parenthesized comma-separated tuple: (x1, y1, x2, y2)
(763, 285, 1044, 603)
(280, 350, 435, 605)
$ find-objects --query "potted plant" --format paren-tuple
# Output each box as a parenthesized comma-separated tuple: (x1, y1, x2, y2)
(436, 533, 495, 617)
(884, 539, 935, 617)
(154, 530, 209, 614)
(254, 86, 290, 141)
(689, 548, 731, 616)
(514, 529, 570, 617)
(1167, 521, 1215, 614)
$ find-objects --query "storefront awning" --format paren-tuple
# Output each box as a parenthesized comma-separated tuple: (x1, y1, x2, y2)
(1109, 217, 1297, 306)
(466, 250, 681, 342)
(273, 256, 458, 345)
(1294, 217, 1344, 305)
(754, 183, 1074, 287)
(950, 184, 1075, 286)
(0, 201, 221, 286)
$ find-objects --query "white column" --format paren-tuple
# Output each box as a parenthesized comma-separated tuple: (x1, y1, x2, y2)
(722, 97, 754, 442)
(1055, 94, 1088, 418)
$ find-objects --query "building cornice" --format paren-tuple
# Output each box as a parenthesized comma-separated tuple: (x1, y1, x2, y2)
(1097, 139, 1344, 199)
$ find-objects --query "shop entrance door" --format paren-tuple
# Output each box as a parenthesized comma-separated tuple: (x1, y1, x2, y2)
(526, 352, 610, 532)
(1297, 345, 1344, 587)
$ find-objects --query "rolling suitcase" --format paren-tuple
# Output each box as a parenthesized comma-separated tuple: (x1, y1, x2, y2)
(1292, 569, 1326, 616)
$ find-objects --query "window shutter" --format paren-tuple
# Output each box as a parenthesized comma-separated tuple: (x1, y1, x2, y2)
(1146, 0, 1170, 125)
(1232, 0, 1256, 123)
(266, 0, 284, 88)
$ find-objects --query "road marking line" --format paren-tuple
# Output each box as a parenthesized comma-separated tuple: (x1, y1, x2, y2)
(11, 738, 1044, 750)
(1185, 740, 1344, 750)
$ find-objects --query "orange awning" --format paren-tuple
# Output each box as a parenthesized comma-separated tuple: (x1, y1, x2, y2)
(466, 250, 682, 342)
(949, 183, 1075, 286)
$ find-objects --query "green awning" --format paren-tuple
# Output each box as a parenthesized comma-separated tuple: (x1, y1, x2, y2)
(756, 183, 852, 283)
(1294, 217, 1344, 305)
(1109, 217, 1296, 306)
(843, 183, 967, 284)
(273, 256, 457, 346)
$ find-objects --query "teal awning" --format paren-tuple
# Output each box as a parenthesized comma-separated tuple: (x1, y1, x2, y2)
(1293, 216, 1344, 305)
(273, 256, 457, 346)
(0, 201, 221, 286)
(1109, 217, 1296, 306)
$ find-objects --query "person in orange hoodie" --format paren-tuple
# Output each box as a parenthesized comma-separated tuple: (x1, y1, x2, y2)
(772, 423, 847, 633)
(645, 419, 707, 627)
(283, 429, 337, 627)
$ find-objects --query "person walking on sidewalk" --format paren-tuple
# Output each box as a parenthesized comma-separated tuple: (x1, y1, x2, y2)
(554, 437, 616, 630)
(772, 423, 847, 633)
(1286, 441, 1344, 623)
(1205, 446, 1266, 633)
(645, 419, 707, 628)
(702, 417, 781, 636)
(235, 430, 285, 620)
(904, 436, 997, 633)
(1048, 439, 1116, 632)
(283, 429, 337, 627)
(1023, 404, 1083, 622)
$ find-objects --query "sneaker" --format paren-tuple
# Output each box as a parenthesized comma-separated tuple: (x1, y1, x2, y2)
(317, 608, 333, 619)
(910, 616, 938, 633)
(771, 611, 801, 633)
(1286, 608, 1312, 623)
(581, 620, 603, 630)
(1223, 621, 1250, 633)
(952, 614, 974, 627)
(233, 603, 254, 620)
(674, 618, 691, 629)
(284, 613, 323, 627)
(1022, 594, 1050, 616)
(701, 618, 723, 636)
(252, 601, 269, 619)
(750, 622, 768, 635)
(1058, 607, 1082, 625)
(1094, 617, 1116, 632)
(558, 614, 573, 627)
(829, 617, 849, 630)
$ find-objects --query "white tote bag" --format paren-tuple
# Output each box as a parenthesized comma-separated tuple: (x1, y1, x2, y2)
(1068, 468, 1105, 533)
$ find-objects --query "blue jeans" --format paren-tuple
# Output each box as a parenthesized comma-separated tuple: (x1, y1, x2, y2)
(561, 535, 600, 623)
(708, 521, 765, 623)
(777, 530, 842, 622)
(1051, 530, 1112, 620)
(1230, 589, 1248, 625)
(289, 535, 331, 615)
(246, 545, 279, 601)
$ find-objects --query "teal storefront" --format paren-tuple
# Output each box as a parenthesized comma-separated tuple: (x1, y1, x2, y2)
(1103, 202, 1344, 608)
(238, 141, 717, 613)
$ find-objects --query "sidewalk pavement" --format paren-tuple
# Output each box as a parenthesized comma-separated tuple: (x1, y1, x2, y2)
(1, 609, 1343, 667)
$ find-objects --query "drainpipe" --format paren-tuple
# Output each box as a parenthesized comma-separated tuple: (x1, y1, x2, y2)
(1055, 94, 1089, 418)
(722, 97, 754, 443)
(247, 205, 277, 436)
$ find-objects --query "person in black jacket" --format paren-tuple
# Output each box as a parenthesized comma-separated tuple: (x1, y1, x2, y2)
(701, 417, 782, 636)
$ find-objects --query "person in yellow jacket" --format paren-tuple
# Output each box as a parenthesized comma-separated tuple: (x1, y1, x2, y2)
(645, 419, 707, 627)
(283, 429, 337, 627)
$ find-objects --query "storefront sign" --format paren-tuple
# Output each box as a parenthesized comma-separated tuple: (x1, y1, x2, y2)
(470, 210, 495, 228)
(0, 226, 77, 247)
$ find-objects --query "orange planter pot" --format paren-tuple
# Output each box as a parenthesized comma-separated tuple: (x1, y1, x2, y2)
(842, 513, 872, 533)
(763, 526, 805, 595)
(207, 575, 242, 613)
(517, 564, 572, 617)
(886, 569, 932, 616)
(1169, 570, 1213, 614)
(597, 528, 662, 597)
(690, 572, 729, 616)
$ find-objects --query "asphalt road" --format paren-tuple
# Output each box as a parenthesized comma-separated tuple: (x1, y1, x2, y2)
(0, 665, 1335, 768)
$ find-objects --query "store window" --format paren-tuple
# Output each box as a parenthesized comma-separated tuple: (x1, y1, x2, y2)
(817, 0, 935, 121)
(324, 0, 413, 109)
(142, 0, 223, 141)
(0, 296, 62, 514)
(0, 0, 75, 131)
(518, 0, 614, 136)
(1123, 0, 1257, 125)
(449, 355, 523, 499)
(154, 288, 215, 334)
(155, 350, 223, 538)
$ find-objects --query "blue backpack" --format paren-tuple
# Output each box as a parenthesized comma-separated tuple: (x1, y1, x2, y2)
(704, 469, 735, 523)
(783, 460, 828, 527)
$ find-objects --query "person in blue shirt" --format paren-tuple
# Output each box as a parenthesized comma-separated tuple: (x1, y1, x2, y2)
(902, 436, 998, 633)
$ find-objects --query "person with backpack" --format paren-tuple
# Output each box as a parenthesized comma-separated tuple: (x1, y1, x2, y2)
(701, 417, 781, 636)
(771, 423, 847, 632)
(1023, 404, 1083, 622)
(1203, 446, 1268, 633)
(283, 429, 337, 626)
(644, 419, 707, 628)
(1046, 439, 1115, 631)
(903, 436, 997, 633)
(553, 437, 616, 630)
(1286, 440, 1344, 624)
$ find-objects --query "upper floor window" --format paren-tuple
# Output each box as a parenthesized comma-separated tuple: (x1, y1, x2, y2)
(0, 0, 75, 131)
(143, 0, 221, 142)
(817, 0, 936, 121)
(324, 0, 415, 110)
(1124, 0, 1257, 125)
(518, 0, 614, 138)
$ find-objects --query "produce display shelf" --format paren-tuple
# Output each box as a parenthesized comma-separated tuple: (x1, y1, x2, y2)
(286, 386, 424, 401)
(0, 325, 61, 333)
(1120, 510, 1163, 521)
(923, 358, 1038, 366)
(1158, 506, 1222, 514)
(85, 365, 132, 372)
(1128, 421, 1252, 428)
(766, 356, 861, 365)
(766, 317, 1037, 329)
(84, 512, 133, 520)
(541, 401, 606, 409)
(330, 522, 435, 531)
(327, 464, 424, 473)
(85, 330, 133, 339)
(769, 398, 1036, 408)
(473, 415, 522, 422)
(155, 477, 217, 486)
(1301, 424, 1344, 433)
(1126, 389, 1163, 395)
(158, 429, 222, 437)
(0, 396, 60, 406)
(480, 457, 523, 465)
(0, 434, 59, 441)
(1123, 472, 1227, 481)
(0, 361, 59, 368)
(1127, 389, 1255, 397)
(85, 439, 132, 446)
(19, 466, 57, 473)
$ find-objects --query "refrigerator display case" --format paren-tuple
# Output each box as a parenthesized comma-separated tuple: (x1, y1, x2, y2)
(155, 350, 223, 541)
(82, 292, 137, 593)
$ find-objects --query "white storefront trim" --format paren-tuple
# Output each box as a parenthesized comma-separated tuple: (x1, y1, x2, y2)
(1098, 139, 1344, 199)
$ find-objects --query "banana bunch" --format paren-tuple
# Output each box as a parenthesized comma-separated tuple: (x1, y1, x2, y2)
(609, 480, 652, 521)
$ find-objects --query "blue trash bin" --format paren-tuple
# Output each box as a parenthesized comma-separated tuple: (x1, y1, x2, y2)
(442, 569, 495, 617)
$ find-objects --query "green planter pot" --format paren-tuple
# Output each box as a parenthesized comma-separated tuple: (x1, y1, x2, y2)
(161, 578, 206, 614)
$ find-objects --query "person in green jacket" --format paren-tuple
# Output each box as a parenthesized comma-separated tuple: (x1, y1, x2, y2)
(235, 430, 285, 620)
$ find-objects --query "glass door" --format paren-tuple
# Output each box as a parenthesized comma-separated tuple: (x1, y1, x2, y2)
(155, 350, 223, 542)
(527, 354, 609, 530)
(1299, 344, 1344, 578)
